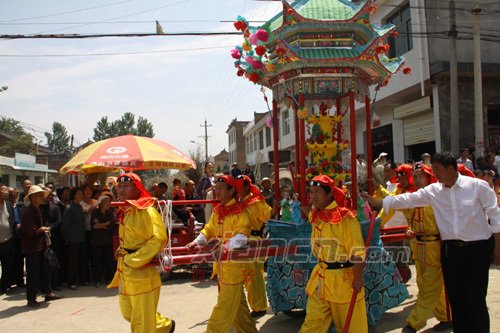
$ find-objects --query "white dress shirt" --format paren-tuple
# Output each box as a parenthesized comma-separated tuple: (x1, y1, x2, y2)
(383, 173, 500, 241)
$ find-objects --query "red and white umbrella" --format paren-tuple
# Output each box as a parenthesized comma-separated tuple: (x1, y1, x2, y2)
(59, 135, 196, 174)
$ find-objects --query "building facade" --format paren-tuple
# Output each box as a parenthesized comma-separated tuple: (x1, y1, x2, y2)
(354, 0, 500, 164)
(226, 118, 249, 167)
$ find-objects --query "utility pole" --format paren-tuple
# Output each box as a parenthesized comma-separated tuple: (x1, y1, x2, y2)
(449, 0, 459, 155)
(472, 2, 484, 157)
(199, 119, 212, 162)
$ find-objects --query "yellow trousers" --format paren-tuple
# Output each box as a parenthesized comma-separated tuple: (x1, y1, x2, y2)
(119, 288, 174, 333)
(207, 283, 258, 333)
(406, 259, 450, 329)
(299, 291, 368, 333)
(244, 262, 267, 312)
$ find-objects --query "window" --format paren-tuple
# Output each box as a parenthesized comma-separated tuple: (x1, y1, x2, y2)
(253, 133, 258, 152)
(282, 109, 290, 136)
(386, 3, 412, 57)
(259, 130, 264, 150)
(1, 174, 9, 186)
(265, 127, 272, 147)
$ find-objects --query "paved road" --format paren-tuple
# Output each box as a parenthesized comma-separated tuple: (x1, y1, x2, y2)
(1, 266, 499, 332)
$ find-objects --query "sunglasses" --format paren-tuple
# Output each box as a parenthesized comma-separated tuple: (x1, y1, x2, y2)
(117, 176, 134, 183)
(397, 172, 407, 177)
(308, 180, 324, 187)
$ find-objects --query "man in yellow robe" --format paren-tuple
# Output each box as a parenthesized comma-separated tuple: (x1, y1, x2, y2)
(108, 173, 174, 333)
(235, 175, 271, 317)
(402, 164, 451, 333)
(187, 175, 257, 333)
(299, 175, 367, 333)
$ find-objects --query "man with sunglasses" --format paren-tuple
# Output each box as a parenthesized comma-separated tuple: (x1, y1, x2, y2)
(108, 173, 175, 333)
(401, 163, 451, 333)
(299, 175, 367, 333)
(371, 164, 417, 283)
(364, 152, 500, 333)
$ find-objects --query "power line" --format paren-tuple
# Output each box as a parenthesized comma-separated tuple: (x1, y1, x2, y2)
(36, 0, 191, 34)
(0, 45, 234, 57)
(0, 0, 137, 23)
(0, 31, 242, 39)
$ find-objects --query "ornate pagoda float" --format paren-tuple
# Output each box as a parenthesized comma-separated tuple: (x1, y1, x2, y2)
(230, 0, 411, 326)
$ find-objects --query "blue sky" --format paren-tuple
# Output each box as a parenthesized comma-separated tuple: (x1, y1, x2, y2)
(0, 0, 282, 157)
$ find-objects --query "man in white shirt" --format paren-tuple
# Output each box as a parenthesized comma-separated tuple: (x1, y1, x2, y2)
(364, 152, 500, 333)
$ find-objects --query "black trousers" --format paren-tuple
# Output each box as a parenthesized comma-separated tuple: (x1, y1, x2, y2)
(25, 251, 50, 302)
(0, 238, 15, 292)
(67, 242, 90, 285)
(441, 238, 493, 333)
(91, 243, 115, 283)
(13, 237, 25, 285)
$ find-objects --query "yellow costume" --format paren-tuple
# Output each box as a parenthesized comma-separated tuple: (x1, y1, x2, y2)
(299, 200, 368, 333)
(406, 206, 450, 330)
(241, 193, 271, 313)
(373, 185, 408, 227)
(200, 198, 257, 333)
(108, 199, 173, 333)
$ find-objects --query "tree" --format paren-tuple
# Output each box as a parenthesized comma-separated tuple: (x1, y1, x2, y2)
(0, 117, 34, 156)
(45, 121, 70, 153)
(183, 146, 204, 183)
(93, 116, 113, 141)
(136, 116, 154, 138)
(92, 113, 154, 141)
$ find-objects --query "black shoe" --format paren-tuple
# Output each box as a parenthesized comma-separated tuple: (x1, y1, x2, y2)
(250, 310, 267, 318)
(27, 300, 41, 308)
(45, 294, 62, 301)
(170, 319, 175, 333)
(401, 325, 417, 333)
(432, 321, 452, 332)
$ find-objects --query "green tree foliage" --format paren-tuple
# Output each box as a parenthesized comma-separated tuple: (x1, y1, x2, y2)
(92, 113, 154, 141)
(0, 117, 34, 156)
(93, 116, 112, 141)
(45, 121, 70, 153)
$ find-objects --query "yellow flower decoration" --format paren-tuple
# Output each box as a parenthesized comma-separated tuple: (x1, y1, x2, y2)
(297, 108, 307, 119)
(265, 62, 276, 72)
(242, 41, 252, 52)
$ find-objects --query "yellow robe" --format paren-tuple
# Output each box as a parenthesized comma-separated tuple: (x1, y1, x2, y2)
(200, 199, 257, 333)
(108, 203, 173, 333)
(374, 185, 408, 227)
(242, 194, 271, 312)
(406, 206, 450, 330)
(300, 201, 367, 333)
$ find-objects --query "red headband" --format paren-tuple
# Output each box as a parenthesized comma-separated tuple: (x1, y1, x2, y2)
(395, 164, 417, 192)
(310, 175, 347, 207)
(116, 173, 151, 199)
(457, 164, 475, 178)
(414, 163, 437, 183)
(234, 174, 263, 197)
(217, 175, 238, 188)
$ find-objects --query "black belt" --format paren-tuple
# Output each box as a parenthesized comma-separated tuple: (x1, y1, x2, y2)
(416, 235, 441, 242)
(250, 230, 263, 237)
(123, 248, 137, 254)
(443, 239, 487, 247)
(322, 261, 354, 269)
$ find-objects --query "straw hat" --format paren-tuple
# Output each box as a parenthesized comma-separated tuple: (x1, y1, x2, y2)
(24, 185, 49, 204)
(259, 177, 273, 186)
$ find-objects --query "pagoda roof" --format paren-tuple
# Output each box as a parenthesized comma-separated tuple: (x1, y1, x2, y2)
(230, 0, 409, 89)
(265, 0, 369, 32)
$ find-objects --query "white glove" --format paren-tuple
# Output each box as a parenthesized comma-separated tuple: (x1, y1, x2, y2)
(227, 234, 248, 250)
(193, 233, 208, 246)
